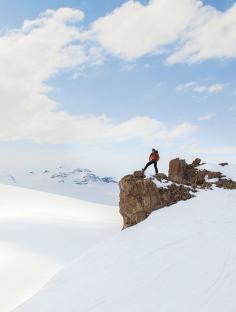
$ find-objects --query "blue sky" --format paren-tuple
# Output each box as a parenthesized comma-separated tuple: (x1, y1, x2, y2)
(0, 0, 235, 176)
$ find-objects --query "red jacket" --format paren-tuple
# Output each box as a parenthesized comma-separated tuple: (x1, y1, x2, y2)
(149, 151, 160, 161)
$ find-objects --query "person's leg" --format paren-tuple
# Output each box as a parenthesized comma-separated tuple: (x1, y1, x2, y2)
(154, 161, 158, 174)
(143, 160, 154, 172)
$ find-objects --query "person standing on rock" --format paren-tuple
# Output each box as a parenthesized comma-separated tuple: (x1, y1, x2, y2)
(142, 148, 160, 175)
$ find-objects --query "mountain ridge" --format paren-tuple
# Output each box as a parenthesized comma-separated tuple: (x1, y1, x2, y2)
(0, 166, 118, 205)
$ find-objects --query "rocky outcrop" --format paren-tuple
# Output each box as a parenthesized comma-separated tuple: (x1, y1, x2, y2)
(119, 158, 236, 229)
(192, 158, 202, 167)
(216, 179, 236, 189)
(119, 171, 160, 228)
(119, 170, 194, 228)
(168, 158, 188, 184)
(168, 158, 222, 187)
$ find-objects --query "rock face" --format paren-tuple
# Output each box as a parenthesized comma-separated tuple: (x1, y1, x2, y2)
(168, 158, 222, 187)
(119, 171, 160, 228)
(168, 158, 189, 184)
(119, 170, 193, 228)
(119, 158, 236, 229)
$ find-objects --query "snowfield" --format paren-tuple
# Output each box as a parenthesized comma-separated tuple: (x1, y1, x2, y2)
(1, 164, 236, 312)
(0, 184, 121, 311)
(14, 165, 236, 312)
(0, 166, 119, 205)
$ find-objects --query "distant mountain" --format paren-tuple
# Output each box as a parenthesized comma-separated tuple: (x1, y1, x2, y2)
(0, 166, 118, 205)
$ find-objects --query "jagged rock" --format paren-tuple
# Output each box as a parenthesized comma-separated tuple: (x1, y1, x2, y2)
(203, 170, 223, 180)
(168, 158, 223, 187)
(119, 170, 194, 228)
(219, 162, 229, 167)
(192, 158, 202, 167)
(133, 170, 145, 179)
(119, 171, 160, 228)
(168, 158, 189, 184)
(155, 173, 168, 181)
(216, 179, 236, 189)
(168, 158, 201, 185)
(158, 184, 194, 207)
(119, 158, 236, 229)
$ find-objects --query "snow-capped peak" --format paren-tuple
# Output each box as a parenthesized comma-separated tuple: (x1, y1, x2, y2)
(0, 166, 118, 205)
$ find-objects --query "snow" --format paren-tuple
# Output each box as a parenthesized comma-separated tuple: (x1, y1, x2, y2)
(152, 178, 172, 188)
(1, 163, 236, 312)
(0, 166, 119, 205)
(201, 163, 236, 181)
(15, 181, 236, 310)
(205, 177, 219, 183)
(0, 184, 121, 311)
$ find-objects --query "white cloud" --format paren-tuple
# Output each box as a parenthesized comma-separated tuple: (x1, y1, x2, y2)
(120, 63, 134, 72)
(169, 122, 198, 138)
(89, 0, 236, 64)
(198, 113, 216, 121)
(0, 8, 104, 143)
(168, 3, 236, 64)
(90, 0, 200, 60)
(176, 81, 197, 91)
(233, 90, 236, 95)
(103, 117, 197, 142)
(0, 8, 198, 145)
(176, 82, 224, 93)
(208, 84, 224, 93)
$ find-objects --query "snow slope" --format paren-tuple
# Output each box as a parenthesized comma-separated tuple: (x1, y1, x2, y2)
(15, 187, 236, 311)
(201, 163, 236, 181)
(0, 184, 121, 312)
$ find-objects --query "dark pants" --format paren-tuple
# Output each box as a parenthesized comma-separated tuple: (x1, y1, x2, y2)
(143, 160, 158, 174)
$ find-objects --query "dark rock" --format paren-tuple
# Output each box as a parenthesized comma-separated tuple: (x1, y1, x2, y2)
(219, 162, 229, 167)
(101, 177, 117, 183)
(216, 179, 236, 189)
(155, 173, 168, 181)
(204, 170, 222, 179)
(192, 158, 202, 167)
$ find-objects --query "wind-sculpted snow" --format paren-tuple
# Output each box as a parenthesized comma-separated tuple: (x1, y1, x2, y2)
(0, 184, 121, 311)
(15, 187, 236, 312)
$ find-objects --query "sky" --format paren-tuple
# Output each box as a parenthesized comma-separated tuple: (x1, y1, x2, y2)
(0, 0, 235, 177)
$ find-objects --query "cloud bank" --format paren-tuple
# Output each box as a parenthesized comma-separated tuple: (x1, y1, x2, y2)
(90, 0, 236, 63)
(1, 0, 236, 144)
(0, 8, 197, 144)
